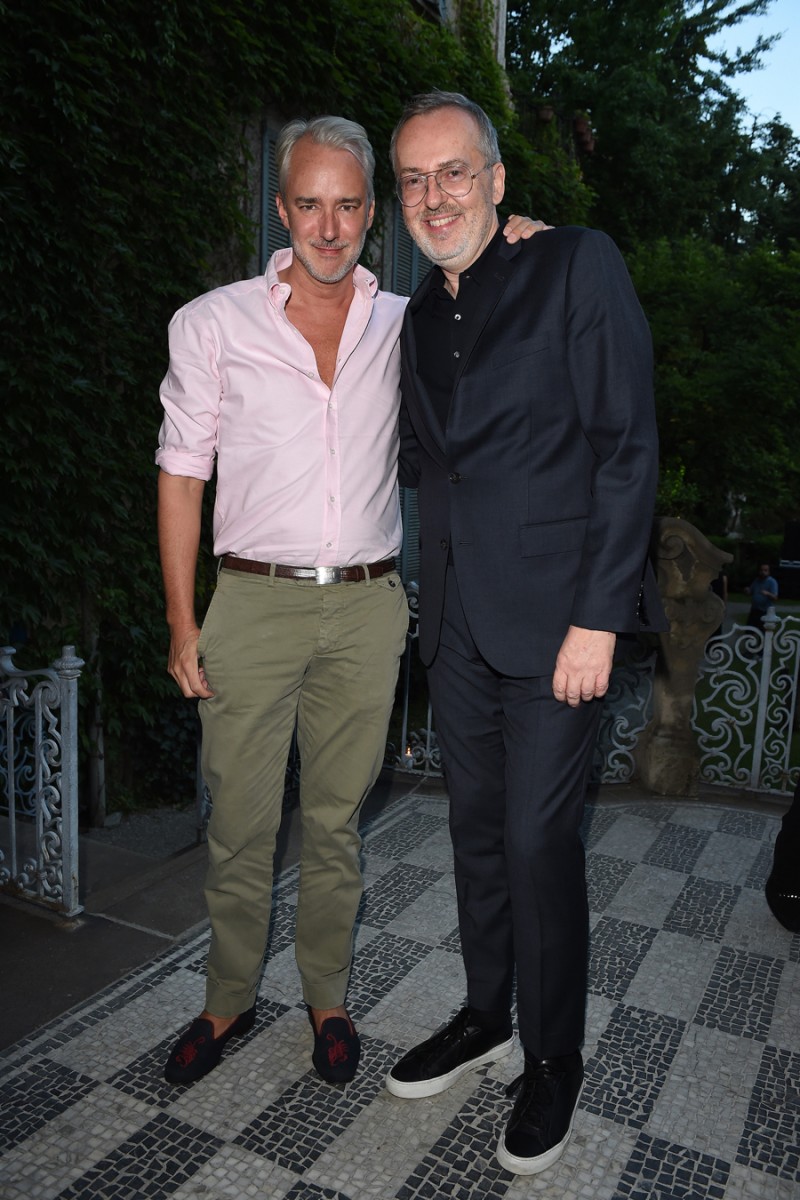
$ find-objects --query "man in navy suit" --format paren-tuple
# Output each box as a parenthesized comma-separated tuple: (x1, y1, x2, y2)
(385, 92, 665, 1177)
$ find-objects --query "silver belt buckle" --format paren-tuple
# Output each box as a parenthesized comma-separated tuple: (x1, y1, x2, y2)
(315, 566, 342, 585)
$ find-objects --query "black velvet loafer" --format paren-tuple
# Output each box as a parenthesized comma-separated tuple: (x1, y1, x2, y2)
(164, 1003, 257, 1085)
(310, 1012, 361, 1084)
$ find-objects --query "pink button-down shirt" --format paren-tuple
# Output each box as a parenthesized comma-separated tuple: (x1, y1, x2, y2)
(156, 248, 407, 566)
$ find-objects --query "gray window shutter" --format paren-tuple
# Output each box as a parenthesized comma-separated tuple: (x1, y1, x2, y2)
(391, 202, 433, 297)
(400, 487, 422, 585)
(261, 131, 291, 271)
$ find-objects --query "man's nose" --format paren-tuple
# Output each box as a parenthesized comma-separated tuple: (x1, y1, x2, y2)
(423, 175, 447, 207)
(320, 210, 341, 240)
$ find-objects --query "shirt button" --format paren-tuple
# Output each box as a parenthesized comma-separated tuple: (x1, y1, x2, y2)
(329, 495, 335, 503)
(330, 448, 336, 455)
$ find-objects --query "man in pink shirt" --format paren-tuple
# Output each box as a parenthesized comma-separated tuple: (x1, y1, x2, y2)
(156, 114, 539, 1087)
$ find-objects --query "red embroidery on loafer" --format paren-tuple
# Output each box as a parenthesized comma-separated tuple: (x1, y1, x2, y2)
(327, 1033, 350, 1066)
(176, 1035, 206, 1067)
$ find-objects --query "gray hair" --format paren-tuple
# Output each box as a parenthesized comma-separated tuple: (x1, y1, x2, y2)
(390, 91, 502, 172)
(276, 116, 375, 204)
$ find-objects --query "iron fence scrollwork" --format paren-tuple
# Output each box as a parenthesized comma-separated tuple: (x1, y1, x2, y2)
(693, 611, 800, 795)
(0, 645, 84, 916)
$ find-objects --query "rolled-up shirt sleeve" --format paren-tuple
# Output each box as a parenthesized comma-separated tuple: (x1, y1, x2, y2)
(155, 303, 221, 480)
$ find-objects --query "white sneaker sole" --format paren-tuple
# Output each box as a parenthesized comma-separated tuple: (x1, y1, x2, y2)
(496, 1080, 583, 1175)
(386, 1035, 515, 1099)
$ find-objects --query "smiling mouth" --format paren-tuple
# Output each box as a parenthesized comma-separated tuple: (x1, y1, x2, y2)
(423, 211, 461, 230)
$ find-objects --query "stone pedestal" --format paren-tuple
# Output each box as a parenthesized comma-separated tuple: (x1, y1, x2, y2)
(635, 518, 733, 796)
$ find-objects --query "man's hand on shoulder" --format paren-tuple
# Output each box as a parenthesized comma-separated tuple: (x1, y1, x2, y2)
(168, 625, 215, 699)
(552, 626, 616, 707)
(503, 215, 553, 243)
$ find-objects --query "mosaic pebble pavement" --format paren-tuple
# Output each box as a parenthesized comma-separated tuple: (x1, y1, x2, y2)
(2, 787, 799, 1199)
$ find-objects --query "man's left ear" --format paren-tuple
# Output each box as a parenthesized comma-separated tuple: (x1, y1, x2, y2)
(492, 163, 506, 206)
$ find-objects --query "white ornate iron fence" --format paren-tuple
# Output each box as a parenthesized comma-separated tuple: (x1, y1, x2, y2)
(0, 645, 84, 915)
(693, 611, 800, 795)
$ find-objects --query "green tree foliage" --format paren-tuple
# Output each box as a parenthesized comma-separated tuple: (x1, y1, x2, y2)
(1, 0, 585, 813)
(507, 0, 800, 540)
(746, 118, 800, 251)
(507, 0, 782, 248)
(629, 238, 800, 533)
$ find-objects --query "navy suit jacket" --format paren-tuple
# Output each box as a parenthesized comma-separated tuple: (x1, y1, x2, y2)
(399, 225, 666, 675)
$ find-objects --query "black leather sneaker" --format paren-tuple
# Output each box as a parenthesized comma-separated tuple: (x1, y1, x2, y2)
(164, 1004, 257, 1085)
(496, 1050, 583, 1175)
(386, 1007, 514, 1098)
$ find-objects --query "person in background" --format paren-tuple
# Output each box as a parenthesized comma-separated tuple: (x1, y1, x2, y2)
(745, 562, 778, 630)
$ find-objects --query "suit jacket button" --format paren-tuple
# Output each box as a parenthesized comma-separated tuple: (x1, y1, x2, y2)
(448, 472, 462, 483)
(440, 539, 448, 550)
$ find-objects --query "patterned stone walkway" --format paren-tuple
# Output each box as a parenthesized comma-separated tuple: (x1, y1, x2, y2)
(2, 786, 798, 1198)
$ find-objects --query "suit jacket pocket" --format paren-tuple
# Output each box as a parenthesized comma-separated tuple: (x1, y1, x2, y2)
(519, 516, 587, 558)
(490, 336, 550, 369)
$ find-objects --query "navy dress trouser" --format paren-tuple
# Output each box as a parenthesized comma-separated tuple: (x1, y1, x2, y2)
(426, 565, 602, 1060)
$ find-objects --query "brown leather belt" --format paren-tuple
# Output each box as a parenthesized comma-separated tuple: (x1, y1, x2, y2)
(220, 555, 396, 584)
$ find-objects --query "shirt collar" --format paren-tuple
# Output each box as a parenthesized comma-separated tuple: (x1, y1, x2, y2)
(460, 225, 505, 286)
(265, 247, 378, 308)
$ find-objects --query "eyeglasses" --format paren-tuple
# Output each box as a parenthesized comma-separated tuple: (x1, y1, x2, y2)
(395, 162, 493, 207)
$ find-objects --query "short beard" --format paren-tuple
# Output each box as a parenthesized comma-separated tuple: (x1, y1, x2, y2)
(410, 186, 496, 269)
(291, 233, 366, 284)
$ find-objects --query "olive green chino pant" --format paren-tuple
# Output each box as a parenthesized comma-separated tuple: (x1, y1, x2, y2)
(197, 567, 408, 1017)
